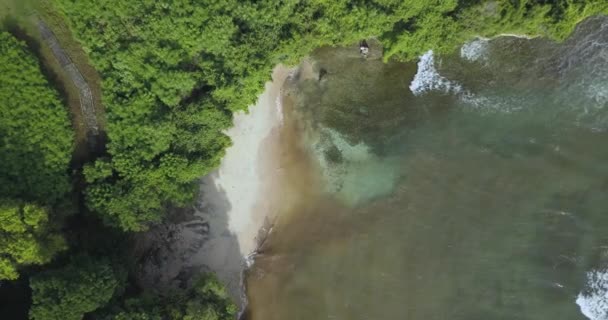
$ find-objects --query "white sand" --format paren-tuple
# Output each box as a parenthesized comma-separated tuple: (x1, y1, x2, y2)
(134, 66, 294, 308)
(189, 66, 292, 305)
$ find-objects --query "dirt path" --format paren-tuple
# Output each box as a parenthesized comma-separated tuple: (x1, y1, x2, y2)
(35, 18, 100, 145)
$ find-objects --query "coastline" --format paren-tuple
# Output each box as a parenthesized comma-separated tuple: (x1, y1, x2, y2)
(133, 66, 296, 308)
(135, 33, 547, 311)
(135, 34, 545, 309)
(481, 33, 540, 40)
(190, 65, 294, 304)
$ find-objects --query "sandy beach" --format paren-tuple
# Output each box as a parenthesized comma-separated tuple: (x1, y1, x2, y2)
(133, 65, 295, 307)
(190, 66, 292, 301)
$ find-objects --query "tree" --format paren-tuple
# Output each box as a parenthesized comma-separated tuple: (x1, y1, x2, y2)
(98, 274, 236, 320)
(0, 31, 73, 279)
(51, 0, 608, 231)
(182, 273, 237, 320)
(0, 201, 67, 280)
(29, 256, 120, 320)
(0, 31, 73, 203)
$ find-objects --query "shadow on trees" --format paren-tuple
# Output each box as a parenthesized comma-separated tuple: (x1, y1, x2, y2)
(131, 172, 245, 306)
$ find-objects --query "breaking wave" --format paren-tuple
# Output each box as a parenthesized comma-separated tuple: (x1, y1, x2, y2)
(577, 269, 608, 320)
(410, 50, 518, 114)
(409, 50, 463, 95)
(411, 20, 608, 123)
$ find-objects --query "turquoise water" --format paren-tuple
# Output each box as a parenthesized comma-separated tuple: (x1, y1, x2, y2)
(247, 16, 608, 320)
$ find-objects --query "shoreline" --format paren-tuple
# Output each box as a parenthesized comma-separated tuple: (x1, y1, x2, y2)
(132, 66, 296, 309)
(190, 65, 294, 305)
(480, 33, 540, 40)
(138, 33, 543, 308)
(137, 34, 547, 309)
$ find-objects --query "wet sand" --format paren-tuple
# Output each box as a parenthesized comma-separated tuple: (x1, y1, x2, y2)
(133, 65, 313, 308)
(189, 66, 301, 304)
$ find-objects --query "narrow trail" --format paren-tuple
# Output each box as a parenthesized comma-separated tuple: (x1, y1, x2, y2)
(35, 18, 100, 145)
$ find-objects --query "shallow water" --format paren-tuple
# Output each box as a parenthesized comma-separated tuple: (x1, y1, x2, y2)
(246, 16, 608, 320)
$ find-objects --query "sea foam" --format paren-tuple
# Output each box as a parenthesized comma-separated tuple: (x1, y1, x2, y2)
(577, 269, 608, 320)
(460, 38, 489, 62)
(409, 50, 510, 113)
(409, 50, 462, 96)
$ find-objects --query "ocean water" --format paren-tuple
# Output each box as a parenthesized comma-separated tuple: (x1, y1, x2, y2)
(246, 16, 608, 320)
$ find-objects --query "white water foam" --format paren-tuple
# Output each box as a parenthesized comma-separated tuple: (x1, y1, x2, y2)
(409, 50, 463, 96)
(460, 38, 489, 62)
(577, 269, 608, 320)
(409, 50, 521, 114)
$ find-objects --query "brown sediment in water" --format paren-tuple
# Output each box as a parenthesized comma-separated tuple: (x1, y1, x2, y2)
(242, 48, 426, 319)
(242, 65, 355, 320)
(132, 66, 321, 308)
(245, 20, 608, 320)
(184, 66, 299, 304)
(243, 48, 437, 318)
(251, 75, 330, 245)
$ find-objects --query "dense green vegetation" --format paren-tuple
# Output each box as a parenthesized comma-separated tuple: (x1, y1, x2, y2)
(0, 26, 235, 319)
(27, 256, 236, 320)
(0, 31, 72, 280)
(98, 274, 236, 320)
(0, 31, 73, 204)
(29, 256, 120, 320)
(0, 201, 67, 280)
(51, 0, 608, 232)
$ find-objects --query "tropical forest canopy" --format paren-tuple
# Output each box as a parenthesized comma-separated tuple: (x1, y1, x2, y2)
(0, 31, 72, 281)
(52, 0, 608, 232)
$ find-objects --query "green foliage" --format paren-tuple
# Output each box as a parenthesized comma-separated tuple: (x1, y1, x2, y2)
(0, 31, 73, 279)
(29, 255, 120, 320)
(458, 0, 608, 43)
(53, 0, 247, 231)
(0, 0, 604, 318)
(98, 274, 236, 320)
(0, 31, 73, 203)
(0, 201, 67, 280)
(51, 0, 608, 231)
